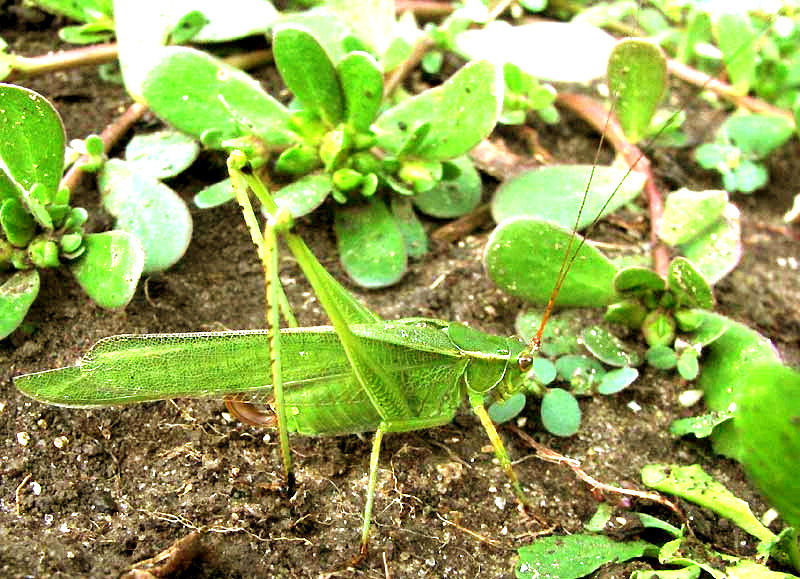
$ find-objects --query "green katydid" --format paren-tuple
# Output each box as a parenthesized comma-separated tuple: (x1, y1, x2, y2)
(14, 151, 545, 556)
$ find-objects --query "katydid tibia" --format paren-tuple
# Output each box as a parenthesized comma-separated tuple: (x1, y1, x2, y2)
(14, 154, 539, 555)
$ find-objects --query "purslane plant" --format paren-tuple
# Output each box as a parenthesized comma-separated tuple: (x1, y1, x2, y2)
(0, 84, 144, 338)
(141, 23, 500, 288)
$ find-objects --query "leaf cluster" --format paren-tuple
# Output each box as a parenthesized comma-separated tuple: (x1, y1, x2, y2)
(0, 84, 144, 338)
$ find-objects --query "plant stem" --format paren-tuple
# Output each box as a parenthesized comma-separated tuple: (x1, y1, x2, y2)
(667, 58, 795, 128)
(556, 92, 669, 277)
(59, 101, 147, 194)
(5, 43, 118, 80)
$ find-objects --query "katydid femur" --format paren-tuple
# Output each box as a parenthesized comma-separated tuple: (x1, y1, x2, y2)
(15, 151, 540, 556)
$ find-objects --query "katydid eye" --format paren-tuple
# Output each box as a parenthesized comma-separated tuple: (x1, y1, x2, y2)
(517, 355, 533, 372)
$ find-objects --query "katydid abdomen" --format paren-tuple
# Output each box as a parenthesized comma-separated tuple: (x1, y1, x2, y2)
(14, 319, 510, 437)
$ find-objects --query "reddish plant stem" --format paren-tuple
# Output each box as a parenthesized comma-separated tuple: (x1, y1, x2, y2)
(59, 102, 147, 194)
(6, 43, 118, 81)
(556, 92, 670, 277)
(667, 58, 795, 127)
(383, 36, 434, 97)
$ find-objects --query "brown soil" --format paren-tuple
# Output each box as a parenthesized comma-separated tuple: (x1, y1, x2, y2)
(2, 11, 799, 579)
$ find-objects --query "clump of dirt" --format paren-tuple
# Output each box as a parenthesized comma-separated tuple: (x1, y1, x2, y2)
(2, 11, 799, 579)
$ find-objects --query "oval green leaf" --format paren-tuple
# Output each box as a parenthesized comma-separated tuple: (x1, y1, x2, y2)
(390, 196, 427, 259)
(272, 174, 332, 218)
(484, 217, 618, 307)
(667, 257, 714, 309)
(194, 178, 235, 209)
(581, 325, 641, 367)
(273, 26, 344, 126)
(337, 51, 383, 132)
(142, 47, 293, 148)
(99, 159, 192, 273)
(334, 197, 407, 288)
(412, 155, 482, 219)
(0, 269, 40, 339)
(0, 198, 36, 247)
(680, 203, 741, 285)
(541, 388, 581, 437)
(488, 392, 526, 424)
(598, 367, 639, 395)
(68, 231, 144, 309)
(724, 114, 794, 159)
(375, 60, 500, 161)
(613, 266, 665, 295)
(607, 39, 666, 144)
(659, 188, 728, 247)
(0, 84, 65, 203)
(125, 130, 200, 179)
(491, 165, 645, 230)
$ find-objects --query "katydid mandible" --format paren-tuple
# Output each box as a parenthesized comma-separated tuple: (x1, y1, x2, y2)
(14, 152, 544, 556)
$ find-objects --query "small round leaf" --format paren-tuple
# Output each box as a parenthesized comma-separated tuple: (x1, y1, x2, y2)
(125, 130, 200, 179)
(488, 392, 527, 424)
(541, 388, 581, 437)
(667, 257, 714, 309)
(412, 156, 482, 218)
(581, 325, 642, 367)
(334, 197, 407, 288)
(598, 367, 639, 395)
(194, 178, 235, 209)
(68, 231, 144, 309)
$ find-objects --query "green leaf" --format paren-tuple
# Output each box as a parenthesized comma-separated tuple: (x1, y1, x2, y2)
(59, 22, 113, 44)
(0, 84, 65, 203)
(489, 392, 527, 424)
(0, 269, 39, 339)
(273, 174, 332, 218)
(68, 231, 144, 309)
(124, 130, 200, 179)
(716, 12, 758, 94)
(142, 47, 293, 148)
(677, 349, 700, 380)
(582, 325, 641, 367)
(515, 309, 582, 358)
(517, 534, 656, 579)
(646, 345, 677, 370)
(670, 411, 734, 438)
(667, 257, 714, 309)
(194, 178, 235, 209)
(723, 114, 794, 160)
(607, 39, 666, 143)
(555, 355, 605, 393)
(337, 51, 383, 133)
(614, 266, 665, 295)
(390, 196, 427, 259)
(375, 60, 500, 161)
(485, 218, 618, 307)
(273, 26, 344, 127)
(736, 364, 800, 530)
(492, 165, 645, 230)
(731, 160, 769, 193)
(1, 198, 36, 247)
(641, 464, 774, 543)
(694, 143, 738, 171)
(334, 197, 407, 288)
(540, 388, 581, 437)
(412, 155, 482, 218)
(531, 357, 557, 385)
(98, 160, 192, 273)
(598, 367, 639, 395)
(631, 566, 702, 579)
(698, 313, 780, 458)
(659, 189, 728, 246)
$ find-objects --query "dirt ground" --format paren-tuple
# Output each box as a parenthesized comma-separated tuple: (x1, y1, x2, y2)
(2, 10, 799, 579)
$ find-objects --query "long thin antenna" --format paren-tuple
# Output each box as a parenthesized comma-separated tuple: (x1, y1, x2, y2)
(524, 4, 781, 358)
